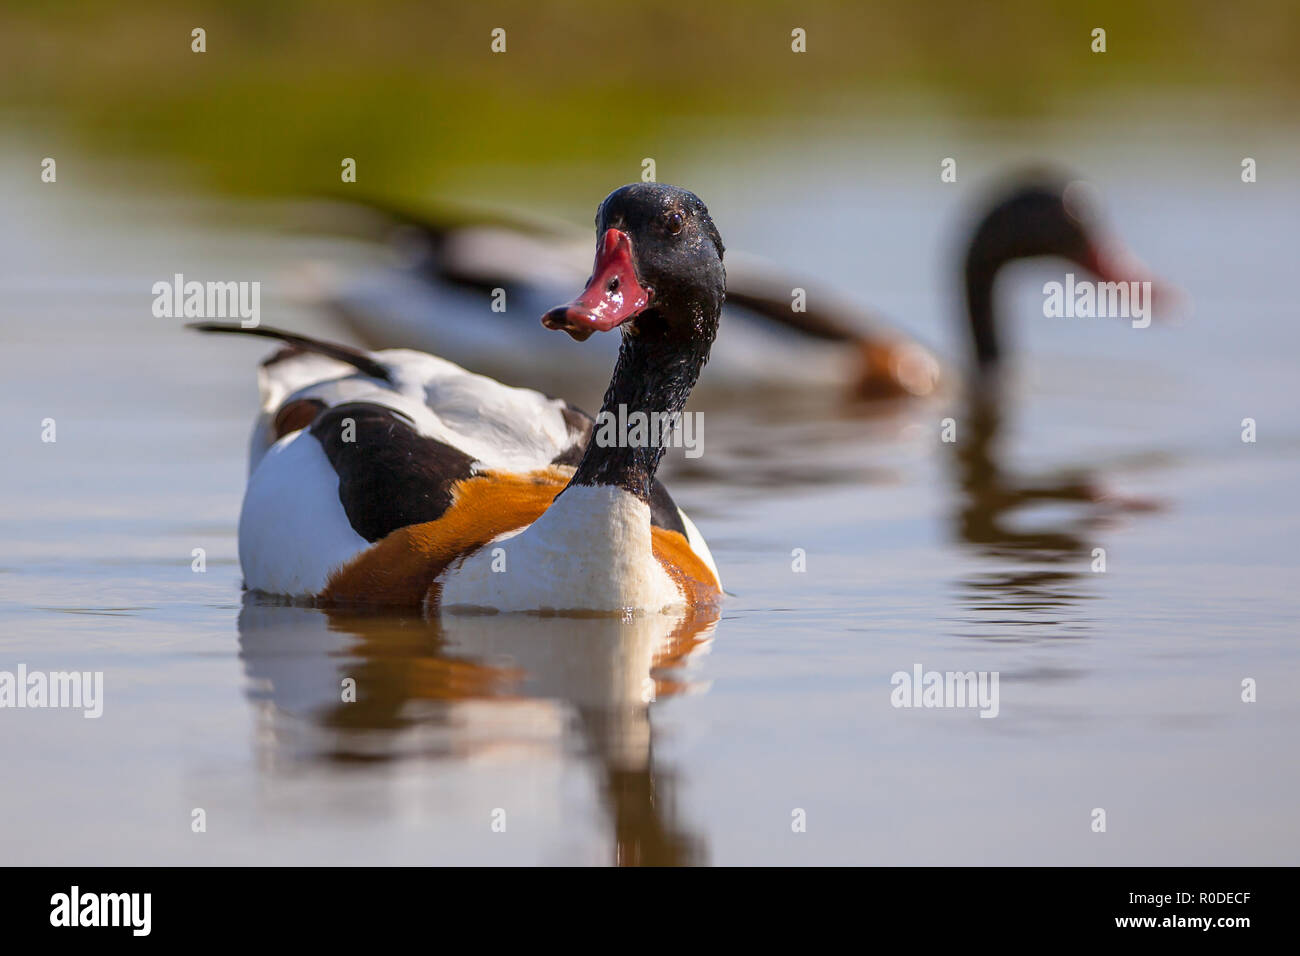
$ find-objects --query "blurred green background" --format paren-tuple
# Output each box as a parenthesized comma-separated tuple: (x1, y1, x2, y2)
(2, 0, 1296, 204)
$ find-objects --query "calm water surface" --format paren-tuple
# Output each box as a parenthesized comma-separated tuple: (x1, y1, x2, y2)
(2, 131, 1297, 864)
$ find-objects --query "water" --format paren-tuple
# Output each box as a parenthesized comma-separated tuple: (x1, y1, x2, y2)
(2, 129, 1297, 865)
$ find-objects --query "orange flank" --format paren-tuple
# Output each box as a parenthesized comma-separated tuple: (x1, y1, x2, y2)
(650, 525, 723, 608)
(320, 467, 721, 609)
(854, 339, 940, 400)
(321, 467, 570, 606)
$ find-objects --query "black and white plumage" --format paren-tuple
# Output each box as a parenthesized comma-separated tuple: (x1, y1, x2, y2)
(197, 183, 728, 613)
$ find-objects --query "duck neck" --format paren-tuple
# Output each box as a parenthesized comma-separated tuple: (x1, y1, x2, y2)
(566, 311, 711, 502)
(964, 252, 1002, 368)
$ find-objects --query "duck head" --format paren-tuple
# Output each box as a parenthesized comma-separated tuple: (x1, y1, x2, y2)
(964, 175, 1171, 366)
(543, 183, 726, 500)
(543, 182, 725, 347)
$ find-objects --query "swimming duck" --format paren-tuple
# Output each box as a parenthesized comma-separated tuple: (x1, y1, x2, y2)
(199, 183, 724, 613)
(299, 172, 1160, 402)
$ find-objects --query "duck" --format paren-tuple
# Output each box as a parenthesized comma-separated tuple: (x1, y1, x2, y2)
(197, 183, 725, 614)
(296, 171, 1162, 403)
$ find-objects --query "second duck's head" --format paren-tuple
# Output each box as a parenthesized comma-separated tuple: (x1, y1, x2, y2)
(543, 183, 726, 348)
(964, 173, 1172, 367)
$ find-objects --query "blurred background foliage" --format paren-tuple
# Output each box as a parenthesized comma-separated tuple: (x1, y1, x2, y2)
(1, 0, 1296, 204)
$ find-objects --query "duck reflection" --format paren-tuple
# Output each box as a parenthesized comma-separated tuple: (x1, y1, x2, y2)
(946, 384, 1157, 629)
(237, 600, 718, 865)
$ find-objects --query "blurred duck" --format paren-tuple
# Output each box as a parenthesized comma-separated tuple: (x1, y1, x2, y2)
(298, 171, 1163, 401)
(198, 183, 725, 613)
(299, 196, 938, 402)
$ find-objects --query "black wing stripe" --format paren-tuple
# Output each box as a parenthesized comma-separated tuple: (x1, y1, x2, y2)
(550, 403, 594, 467)
(310, 403, 476, 542)
(648, 479, 688, 537)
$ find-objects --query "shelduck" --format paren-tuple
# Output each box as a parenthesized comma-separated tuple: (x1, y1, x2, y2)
(199, 183, 725, 614)
(300, 171, 1163, 401)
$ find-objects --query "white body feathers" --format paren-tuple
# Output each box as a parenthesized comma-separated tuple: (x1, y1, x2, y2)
(235, 342, 718, 612)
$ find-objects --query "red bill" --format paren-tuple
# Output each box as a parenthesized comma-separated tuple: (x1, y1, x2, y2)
(541, 229, 653, 341)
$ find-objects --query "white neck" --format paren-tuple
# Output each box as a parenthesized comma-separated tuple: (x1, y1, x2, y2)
(437, 484, 683, 613)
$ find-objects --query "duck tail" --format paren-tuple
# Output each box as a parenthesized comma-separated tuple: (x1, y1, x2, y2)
(188, 323, 393, 383)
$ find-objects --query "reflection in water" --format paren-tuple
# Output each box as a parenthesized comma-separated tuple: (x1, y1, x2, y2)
(947, 385, 1119, 630)
(237, 600, 718, 865)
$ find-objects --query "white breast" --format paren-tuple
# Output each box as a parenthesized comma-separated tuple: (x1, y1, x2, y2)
(437, 484, 684, 614)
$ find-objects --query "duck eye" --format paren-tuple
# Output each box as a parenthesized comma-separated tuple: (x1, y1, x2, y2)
(666, 211, 684, 235)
